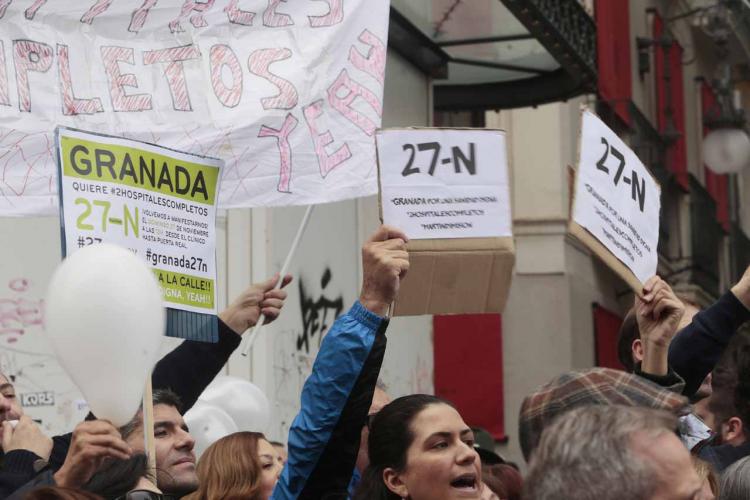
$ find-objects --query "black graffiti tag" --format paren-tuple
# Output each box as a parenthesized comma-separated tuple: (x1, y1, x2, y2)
(296, 268, 343, 354)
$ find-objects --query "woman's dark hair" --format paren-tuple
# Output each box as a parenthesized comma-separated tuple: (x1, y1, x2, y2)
(353, 394, 453, 500)
(83, 454, 152, 499)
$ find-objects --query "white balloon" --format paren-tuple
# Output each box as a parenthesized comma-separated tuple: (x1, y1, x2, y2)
(184, 402, 238, 459)
(703, 128, 750, 174)
(198, 376, 270, 432)
(45, 244, 165, 427)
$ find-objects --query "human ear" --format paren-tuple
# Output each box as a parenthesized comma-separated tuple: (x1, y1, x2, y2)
(632, 339, 644, 363)
(724, 417, 746, 444)
(383, 467, 409, 498)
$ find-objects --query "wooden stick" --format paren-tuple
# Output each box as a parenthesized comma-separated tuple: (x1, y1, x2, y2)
(240, 205, 315, 356)
(143, 378, 156, 474)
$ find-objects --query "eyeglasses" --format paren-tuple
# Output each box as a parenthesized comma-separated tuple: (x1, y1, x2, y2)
(114, 490, 166, 500)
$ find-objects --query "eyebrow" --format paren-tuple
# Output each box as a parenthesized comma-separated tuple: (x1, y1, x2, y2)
(259, 454, 275, 460)
(426, 429, 474, 440)
(0, 384, 14, 392)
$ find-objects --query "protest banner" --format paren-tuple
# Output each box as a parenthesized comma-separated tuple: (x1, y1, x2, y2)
(0, 0, 389, 216)
(377, 128, 512, 239)
(376, 128, 515, 316)
(570, 108, 661, 293)
(56, 126, 221, 341)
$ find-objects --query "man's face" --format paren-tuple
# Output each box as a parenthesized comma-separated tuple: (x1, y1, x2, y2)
(126, 404, 197, 496)
(0, 373, 24, 421)
(356, 387, 391, 473)
(631, 431, 709, 500)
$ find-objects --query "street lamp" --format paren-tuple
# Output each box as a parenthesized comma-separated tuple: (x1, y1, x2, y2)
(703, 126, 750, 174)
(698, 1, 750, 173)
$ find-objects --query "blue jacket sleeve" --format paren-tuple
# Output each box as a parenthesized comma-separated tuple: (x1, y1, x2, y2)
(272, 301, 388, 500)
(669, 291, 750, 397)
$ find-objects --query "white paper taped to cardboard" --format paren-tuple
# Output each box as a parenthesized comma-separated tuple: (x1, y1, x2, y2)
(377, 128, 512, 240)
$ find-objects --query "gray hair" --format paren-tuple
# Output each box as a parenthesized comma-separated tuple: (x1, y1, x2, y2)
(719, 456, 750, 500)
(523, 405, 678, 500)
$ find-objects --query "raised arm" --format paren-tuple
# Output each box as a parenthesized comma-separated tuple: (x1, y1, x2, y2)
(273, 225, 409, 499)
(669, 266, 750, 396)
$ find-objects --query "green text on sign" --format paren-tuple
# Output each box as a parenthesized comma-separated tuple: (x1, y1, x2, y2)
(153, 268, 215, 309)
(61, 136, 219, 205)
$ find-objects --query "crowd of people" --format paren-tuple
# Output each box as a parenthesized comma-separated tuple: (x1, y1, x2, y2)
(1, 224, 750, 499)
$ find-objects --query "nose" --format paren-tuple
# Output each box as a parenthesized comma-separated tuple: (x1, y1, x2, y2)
(275, 461, 283, 480)
(176, 427, 196, 451)
(456, 441, 478, 465)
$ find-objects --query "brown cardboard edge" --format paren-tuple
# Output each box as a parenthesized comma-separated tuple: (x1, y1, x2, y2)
(407, 236, 514, 252)
(568, 222, 644, 296)
(392, 246, 515, 316)
(375, 131, 385, 224)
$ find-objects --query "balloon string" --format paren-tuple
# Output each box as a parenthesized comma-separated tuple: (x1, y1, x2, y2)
(143, 378, 156, 474)
(240, 205, 315, 357)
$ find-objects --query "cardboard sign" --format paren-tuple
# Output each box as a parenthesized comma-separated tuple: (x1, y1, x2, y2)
(376, 127, 515, 316)
(0, 1, 389, 216)
(570, 109, 661, 292)
(56, 127, 222, 341)
(376, 128, 512, 239)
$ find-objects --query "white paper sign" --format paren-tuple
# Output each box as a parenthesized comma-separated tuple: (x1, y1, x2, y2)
(56, 127, 221, 315)
(376, 128, 512, 240)
(0, 0, 389, 216)
(573, 110, 661, 284)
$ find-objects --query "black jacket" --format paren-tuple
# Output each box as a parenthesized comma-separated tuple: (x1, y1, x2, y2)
(668, 291, 750, 397)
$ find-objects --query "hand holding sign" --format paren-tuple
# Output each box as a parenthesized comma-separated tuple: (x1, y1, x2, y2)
(570, 109, 661, 295)
(359, 225, 410, 316)
(219, 274, 292, 335)
(45, 244, 165, 426)
(636, 276, 685, 376)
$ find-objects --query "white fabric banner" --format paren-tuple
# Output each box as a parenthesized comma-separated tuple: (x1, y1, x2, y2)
(0, 0, 390, 216)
